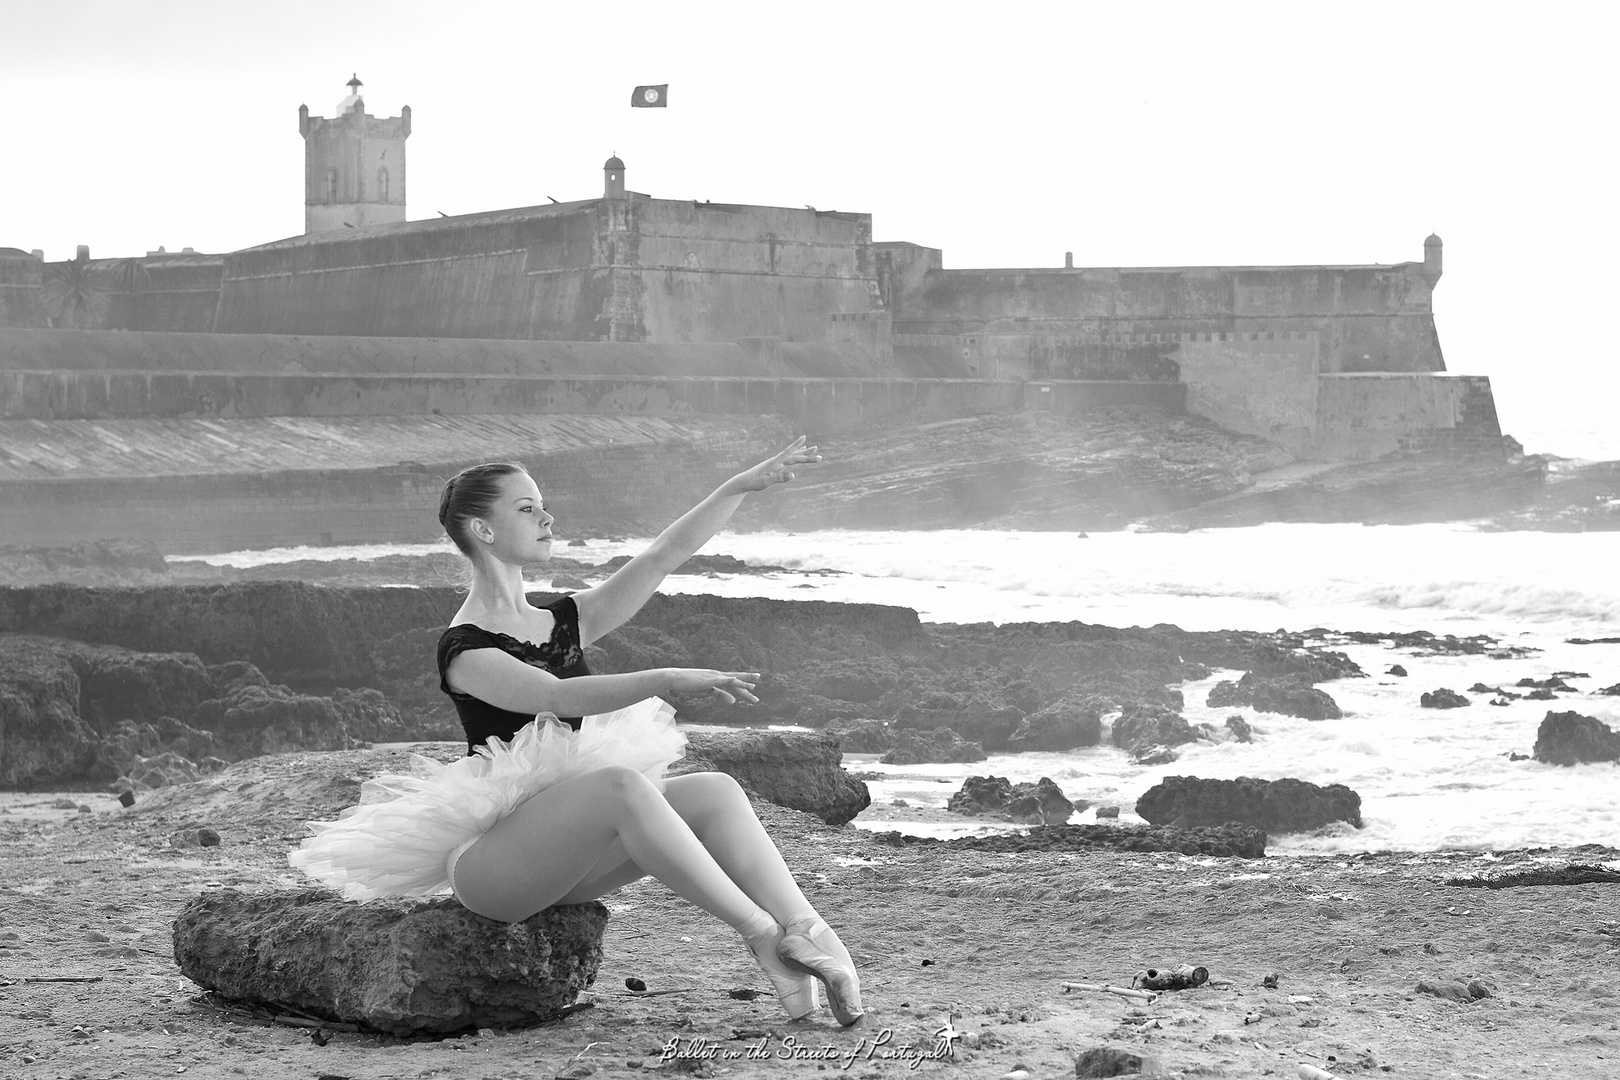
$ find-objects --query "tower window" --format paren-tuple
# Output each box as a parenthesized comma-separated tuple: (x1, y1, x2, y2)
(326, 167, 339, 202)
(377, 167, 390, 202)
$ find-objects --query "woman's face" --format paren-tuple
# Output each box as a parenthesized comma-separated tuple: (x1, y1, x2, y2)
(475, 471, 555, 566)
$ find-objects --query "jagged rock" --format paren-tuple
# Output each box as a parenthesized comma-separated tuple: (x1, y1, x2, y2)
(590, 624, 694, 674)
(1526, 688, 1558, 700)
(191, 683, 405, 759)
(1131, 746, 1179, 766)
(368, 627, 460, 740)
(1245, 673, 1341, 720)
(1415, 978, 1491, 1003)
(1005, 778, 1077, 825)
(947, 775, 1015, 816)
(1095, 805, 1120, 819)
(1075, 1046, 1149, 1078)
(1135, 775, 1363, 833)
(172, 888, 607, 1034)
(1249, 641, 1362, 682)
(1206, 671, 1341, 719)
(1468, 682, 1509, 696)
(1111, 705, 1199, 755)
(820, 718, 897, 753)
(1532, 711, 1620, 766)
(1005, 700, 1102, 752)
(945, 775, 1078, 824)
(891, 700, 1027, 752)
(549, 575, 590, 591)
(1517, 675, 1576, 691)
(1387, 664, 1408, 677)
(880, 726, 987, 765)
(674, 730, 870, 826)
(128, 751, 202, 789)
(1599, 683, 1620, 697)
(1225, 715, 1254, 743)
(1420, 688, 1470, 709)
(871, 821, 1266, 859)
(791, 657, 903, 705)
(0, 635, 103, 786)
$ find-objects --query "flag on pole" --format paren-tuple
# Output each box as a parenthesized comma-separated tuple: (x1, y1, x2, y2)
(631, 84, 668, 107)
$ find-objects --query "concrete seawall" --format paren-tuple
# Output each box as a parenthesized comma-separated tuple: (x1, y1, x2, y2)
(0, 413, 794, 553)
(0, 369, 1186, 429)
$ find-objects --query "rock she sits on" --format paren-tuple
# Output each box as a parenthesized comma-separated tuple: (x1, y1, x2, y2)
(173, 888, 607, 1035)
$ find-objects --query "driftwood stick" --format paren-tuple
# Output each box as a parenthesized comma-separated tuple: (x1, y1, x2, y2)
(24, 975, 105, 983)
(1060, 981, 1158, 1002)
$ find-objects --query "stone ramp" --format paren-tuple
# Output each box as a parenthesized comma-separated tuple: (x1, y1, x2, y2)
(0, 412, 768, 482)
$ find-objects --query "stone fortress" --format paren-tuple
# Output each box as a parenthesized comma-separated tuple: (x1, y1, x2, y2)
(0, 78, 1507, 549)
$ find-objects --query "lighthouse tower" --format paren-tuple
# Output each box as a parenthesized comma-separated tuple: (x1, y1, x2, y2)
(298, 75, 411, 234)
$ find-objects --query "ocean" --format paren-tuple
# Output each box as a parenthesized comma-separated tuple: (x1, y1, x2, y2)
(177, 518, 1620, 856)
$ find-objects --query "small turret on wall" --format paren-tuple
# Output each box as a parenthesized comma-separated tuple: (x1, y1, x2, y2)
(604, 155, 626, 200)
(1424, 233, 1443, 281)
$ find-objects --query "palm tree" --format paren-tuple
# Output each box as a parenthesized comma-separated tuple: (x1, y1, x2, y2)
(40, 255, 111, 329)
(106, 257, 152, 328)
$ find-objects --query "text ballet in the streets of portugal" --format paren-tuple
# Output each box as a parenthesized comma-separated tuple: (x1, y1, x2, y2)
(631, 84, 668, 107)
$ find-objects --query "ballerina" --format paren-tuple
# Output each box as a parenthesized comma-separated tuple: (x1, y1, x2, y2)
(289, 437, 863, 1026)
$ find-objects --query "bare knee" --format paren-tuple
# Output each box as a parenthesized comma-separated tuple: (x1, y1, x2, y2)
(588, 764, 663, 809)
(667, 770, 752, 828)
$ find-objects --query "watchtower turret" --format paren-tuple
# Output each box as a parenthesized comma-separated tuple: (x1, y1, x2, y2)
(604, 155, 626, 200)
(299, 75, 411, 234)
(1424, 233, 1443, 281)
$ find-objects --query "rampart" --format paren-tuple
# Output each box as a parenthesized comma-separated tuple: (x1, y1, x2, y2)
(213, 197, 881, 343)
(880, 254, 1446, 382)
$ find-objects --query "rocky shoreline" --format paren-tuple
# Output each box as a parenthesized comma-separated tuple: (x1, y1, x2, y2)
(3, 583, 1619, 1076)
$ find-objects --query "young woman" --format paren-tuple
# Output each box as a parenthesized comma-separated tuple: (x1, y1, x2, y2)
(290, 438, 863, 1026)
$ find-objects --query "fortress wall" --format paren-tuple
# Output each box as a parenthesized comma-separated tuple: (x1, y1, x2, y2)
(634, 203, 871, 276)
(211, 199, 884, 345)
(628, 202, 879, 343)
(893, 263, 1444, 376)
(638, 269, 879, 343)
(1174, 334, 1321, 455)
(109, 257, 225, 332)
(1315, 374, 1503, 460)
(0, 423, 790, 554)
(0, 255, 44, 328)
(215, 203, 604, 338)
(872, 243, 942, 319)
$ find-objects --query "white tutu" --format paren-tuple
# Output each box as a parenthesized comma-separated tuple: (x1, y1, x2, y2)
(288, 697, 685, 901)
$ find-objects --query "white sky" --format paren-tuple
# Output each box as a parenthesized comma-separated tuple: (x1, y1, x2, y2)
(3, 1, 1617, 454)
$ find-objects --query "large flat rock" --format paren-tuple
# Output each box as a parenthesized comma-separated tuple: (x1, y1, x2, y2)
(173, 888, 607, 1034)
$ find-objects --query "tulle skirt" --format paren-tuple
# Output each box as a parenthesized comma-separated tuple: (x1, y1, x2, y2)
(288, 697, 685, 902)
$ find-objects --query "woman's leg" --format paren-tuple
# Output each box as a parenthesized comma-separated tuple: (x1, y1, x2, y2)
(657, 772, 819, 923)
(452, 764, 773, 926)
(549, 772, 820, 916)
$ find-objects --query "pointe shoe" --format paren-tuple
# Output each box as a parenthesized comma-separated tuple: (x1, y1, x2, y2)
(745, 927, 822, 1021)
(776, 918, 864, 1026)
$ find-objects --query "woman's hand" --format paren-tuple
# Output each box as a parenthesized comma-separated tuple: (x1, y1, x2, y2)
(725, 436, 822, 494)
(665, 668, 762, 705)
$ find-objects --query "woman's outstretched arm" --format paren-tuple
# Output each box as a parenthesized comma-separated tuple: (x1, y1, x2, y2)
(446, 648, 760, 716)
(574, 436, 820, 645)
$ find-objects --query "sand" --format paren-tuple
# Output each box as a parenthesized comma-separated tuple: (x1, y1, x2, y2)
(1, 757, 1617, 1079)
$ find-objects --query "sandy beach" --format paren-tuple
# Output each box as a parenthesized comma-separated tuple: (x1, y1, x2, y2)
(2, 746, 1616, 1080)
